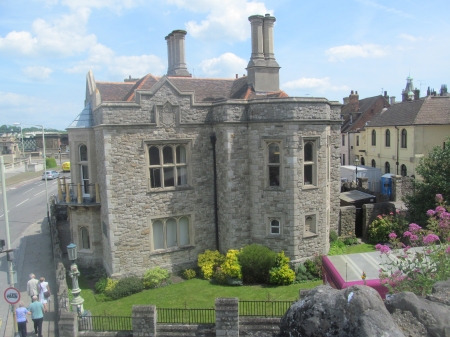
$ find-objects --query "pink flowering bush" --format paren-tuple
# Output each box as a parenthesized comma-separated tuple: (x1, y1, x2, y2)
(377, 195, 450, 296)
(368, 210, 408, 244)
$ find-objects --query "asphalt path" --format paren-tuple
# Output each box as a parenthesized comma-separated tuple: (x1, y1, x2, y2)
(0, 173, 66, 335)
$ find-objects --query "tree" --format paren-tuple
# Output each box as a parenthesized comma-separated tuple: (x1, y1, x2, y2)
(404, 138, 450, 225)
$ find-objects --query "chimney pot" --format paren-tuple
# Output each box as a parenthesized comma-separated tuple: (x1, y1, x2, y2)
(236, 74, 238, 79)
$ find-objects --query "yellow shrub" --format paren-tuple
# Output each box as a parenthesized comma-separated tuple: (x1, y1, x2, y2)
(105, 278, 119, 292)
(221, 249, 242, 279)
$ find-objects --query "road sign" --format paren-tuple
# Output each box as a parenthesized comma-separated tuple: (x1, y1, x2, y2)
(4, 287, 20, 304)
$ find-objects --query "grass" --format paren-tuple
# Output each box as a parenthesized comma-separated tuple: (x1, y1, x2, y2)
(79, 276, 322, 316)
(345, 243, 376, 254)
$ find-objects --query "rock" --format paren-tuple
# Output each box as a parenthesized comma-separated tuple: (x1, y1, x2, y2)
(385, 291, 450, 337)
(279, 285, 404, 337)
(426, 278, 450, 306)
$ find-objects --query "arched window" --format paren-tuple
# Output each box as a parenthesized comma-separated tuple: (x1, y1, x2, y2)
(360, 157, 365, 165)
(371, 159, 376, 168)
(80, 227, 90, 249)
(79, 144, 88, 161)
(401, 129, 407, 148)
(270, 219, 280, 235)
(304, 141, 316, 186)
(385, 162, 390, 174)
(385, 129, 391, 147)
(401, 164, 407, 177)
(371, 130, 376, 146)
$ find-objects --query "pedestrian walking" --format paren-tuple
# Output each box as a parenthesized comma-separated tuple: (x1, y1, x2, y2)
(16, 302, 30, 337)
(38, 277, 50, 312)
(28, 296, 44, 337)
(27, 273, 39, 301)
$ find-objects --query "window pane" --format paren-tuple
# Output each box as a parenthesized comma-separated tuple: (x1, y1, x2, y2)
(166, 218, 177, 247)
(270, 220, 280, 234)
(163, 146, 173, 164)
(177, 166, 187, 186)
(268, 143, 280, 163)
(304, 143, 313, 162)
(153, 221, 164, 250)
(269, 167, 280, 186)
(176, 146, 186, 164)
(79, 145, 88, 161)
(81, 227, 90, 249)
(306, 216, 315, 233)
(304, 165, 312, 185)
(150, 168, 161, 188)
(179, 217, 189, 245)
(149, 147, 160, 165)
(163, 167, 175, 187)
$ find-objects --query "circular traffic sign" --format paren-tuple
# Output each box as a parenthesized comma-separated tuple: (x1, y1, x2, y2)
(4, 287, 20, 304)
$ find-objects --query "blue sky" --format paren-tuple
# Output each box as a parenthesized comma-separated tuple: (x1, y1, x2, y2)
(1, 0, 449, 130)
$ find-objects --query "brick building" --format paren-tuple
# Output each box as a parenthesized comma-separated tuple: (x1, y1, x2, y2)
(66, 14, 342, 277)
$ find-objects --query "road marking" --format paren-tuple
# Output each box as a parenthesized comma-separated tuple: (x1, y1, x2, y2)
(34, 191, 45, 196)
(16, 199, 29, 207)
(23, 188, 34, 194)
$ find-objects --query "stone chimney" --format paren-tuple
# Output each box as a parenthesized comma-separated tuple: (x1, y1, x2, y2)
(165, 30, 191, 77)
(440, 84, 448, 96)
(343, 97, 349, 104)
(414, 88, 420, 101)
(390, 96, 396, 105)
(246, 14, 280, 92)
(348, 90, 359, 112)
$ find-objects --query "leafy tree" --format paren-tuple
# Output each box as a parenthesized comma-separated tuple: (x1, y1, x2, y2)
(403, 138, 450, 225)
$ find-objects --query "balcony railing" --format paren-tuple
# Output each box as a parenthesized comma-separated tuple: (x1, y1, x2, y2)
(57, 177, 100, 205)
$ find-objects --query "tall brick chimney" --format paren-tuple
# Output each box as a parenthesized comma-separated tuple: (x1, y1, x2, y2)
(246, 14, 280, 92)
(165, 30, 191, 77)
(348, 90, 359, 112)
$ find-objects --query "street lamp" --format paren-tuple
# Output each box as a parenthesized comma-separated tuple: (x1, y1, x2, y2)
(67, 243, 85, 315)
(354, 157, 360, 182)
(14, 123, 49, 222)
(13, 123, 25, 159)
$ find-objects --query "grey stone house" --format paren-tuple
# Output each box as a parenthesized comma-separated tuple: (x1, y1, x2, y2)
(65, 14, 342, 277)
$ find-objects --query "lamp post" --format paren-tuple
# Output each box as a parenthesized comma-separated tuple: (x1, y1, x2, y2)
(67, 243, 85, 315)
(354, 157, 360, 183)
(14, 123, 49, 222)
(13, 123, 25, 159)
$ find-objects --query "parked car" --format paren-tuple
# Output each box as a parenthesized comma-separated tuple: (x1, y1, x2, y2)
(62, 161, 71, 172)
(42, 170, 60, 180)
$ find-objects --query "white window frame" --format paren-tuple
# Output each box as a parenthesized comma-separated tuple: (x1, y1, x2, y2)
(146, 140, 191, 191)
(303, 138, 318, 188)
(266, 214, 284, 238)
(265, 139, 283, 188)
(78, 144, 90, 197)
(149, 215, 194, 251)
(304, 213, 318, 237)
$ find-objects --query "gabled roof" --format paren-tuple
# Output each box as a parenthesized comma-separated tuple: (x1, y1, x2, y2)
(68, 102, 93, 128)
(95, 74, 287, 103)
(366, 96, 450, 127)
(341, 95, 389, 133)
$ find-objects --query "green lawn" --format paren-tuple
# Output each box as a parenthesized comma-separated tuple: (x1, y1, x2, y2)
(80, 277, 322, 316)
(345, 243, 376, 254)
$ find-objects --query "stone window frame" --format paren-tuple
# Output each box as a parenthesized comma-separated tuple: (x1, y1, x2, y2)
(342, 134, 345, 146)
(302, 137, 319, 189)
(145, 139, 192, 192)
(149, 214, 195, 252)
(78, 143, 90, 197)
(79, 226, 91, 250)
(264, 139, 284, 189)
(371, 130, 376, 146)
(401, 129, 407, 148)
(401, 164, 407, 177)
(385, 129, 391, 147)
(266, 214, 285, 238)
(385, 161, 390, 174)
(356, 135, 360, 147)
(304, 213, 318, 237)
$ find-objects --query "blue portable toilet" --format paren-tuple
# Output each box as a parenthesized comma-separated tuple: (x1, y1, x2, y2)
(381, 174, 393, 196)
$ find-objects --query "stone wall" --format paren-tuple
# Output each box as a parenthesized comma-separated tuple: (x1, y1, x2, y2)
(362, 202, 396, 240)
(339, 206, 356, 237)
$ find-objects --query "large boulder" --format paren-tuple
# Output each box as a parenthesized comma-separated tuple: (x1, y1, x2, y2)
(385, 291, 450, 337)
(279, 285, 404, 337)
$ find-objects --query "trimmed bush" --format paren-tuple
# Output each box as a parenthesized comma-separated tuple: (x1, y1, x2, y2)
(238, 244, 277, 284)
(220, 249, 242, 280)
(197, 250, 225, 280)
(143, 267, 170, 289)
(182, 269, 196, 280)
(106, 276, 144, 300)
(295, 264, 314, 282)
(213, 267, 228, 285)
(269, 251, 295, 285)
(45, 157, 57, 168)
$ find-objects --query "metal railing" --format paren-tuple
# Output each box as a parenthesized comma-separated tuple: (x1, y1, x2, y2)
(157, 308, 215, 324)
(57, 177, 100, 204)
(239, 300, 294, 317)
(78, 316, 132, 331)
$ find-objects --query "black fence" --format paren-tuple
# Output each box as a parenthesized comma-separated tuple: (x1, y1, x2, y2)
(78, 316, 132, 331)
(239, 300, 294, 317)
(157, 308, 215, 324)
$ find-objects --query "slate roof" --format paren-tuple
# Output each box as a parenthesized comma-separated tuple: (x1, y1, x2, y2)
(341, 95, 388, 133)
(367, 96, 450, 127)
(96, 74, 287, 103)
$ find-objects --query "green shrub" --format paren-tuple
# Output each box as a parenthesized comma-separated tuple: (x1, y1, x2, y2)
(106, 276, 144, 300)
(368, 214, 393, 244)
(182, 269, 196, 280)
(304, 254, 323, 279)
(104, 278, 119, 292)
(328, 240, 346, 256)
(295, 264, 314, 282)
(268, 251, 295, 285)
(342, 236, 358, 246)
(238, 244, 277, 284)
(329, 230, 338, 243)
(220, 249, 242, 280)
(45, 157, 57, 168)
(94, 277, 108, 294)
(143, 267, 170, 289)
(213, 267, 228, 285)
(197, 250, 225, 280)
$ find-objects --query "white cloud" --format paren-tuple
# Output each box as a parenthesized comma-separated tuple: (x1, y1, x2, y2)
(168, 0, 271, 41)
(355, 0, 413, 18)
(199, 52, 247, 77)
(398, 33, 421, 42)
(326, 44, 388, 61)
(0, 31, 38, 55)
(282, 77, 349, 92)
(22, 66, 53, 80)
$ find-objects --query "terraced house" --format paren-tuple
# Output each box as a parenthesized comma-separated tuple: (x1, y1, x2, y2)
(65, 14, 342, 277)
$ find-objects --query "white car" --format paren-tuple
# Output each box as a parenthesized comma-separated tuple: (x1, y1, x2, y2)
(42, 170, 60, 180)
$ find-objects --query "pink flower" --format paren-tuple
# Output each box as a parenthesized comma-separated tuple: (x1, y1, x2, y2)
(388, 232, 397, 240)
(403, 246, 411, 252)
(403, 231, 412, 237)
(446, 246, 450, 254)
(436, 206, 446, 214)
(375, 244, 391, 254)
(427, 209, 436, 217)
(436, 194, 444, 203)
(377, 215, 383, 219)
(423, 234, 440, 244)
(408, 223, 422, 232)
(396, 209, 401, 214)
(389, 212, 394, 215)
(410, 234, 419, 241)
(440, 212, 450, 220)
